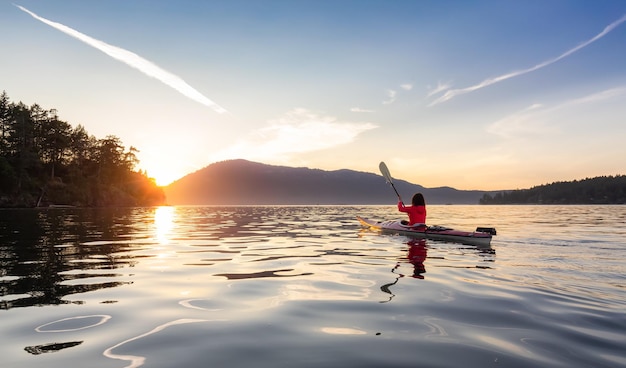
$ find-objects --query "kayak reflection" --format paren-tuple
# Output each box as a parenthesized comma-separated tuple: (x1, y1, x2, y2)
(380, 239, 428, 302)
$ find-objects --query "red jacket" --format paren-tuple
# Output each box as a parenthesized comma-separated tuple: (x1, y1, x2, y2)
(398, 201, 426, 225)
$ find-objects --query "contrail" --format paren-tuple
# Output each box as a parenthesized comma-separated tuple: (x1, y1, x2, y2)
(15, 4, 227, 114)
(429, 14, 626, 106)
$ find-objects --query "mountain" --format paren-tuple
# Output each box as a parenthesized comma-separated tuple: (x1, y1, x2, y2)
(163, 159, 495, 205)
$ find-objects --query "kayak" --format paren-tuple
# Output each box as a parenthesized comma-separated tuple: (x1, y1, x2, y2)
(357, 216, 496, 247)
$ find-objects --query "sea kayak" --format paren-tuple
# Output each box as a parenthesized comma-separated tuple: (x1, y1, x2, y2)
(357, 216, 496, 246)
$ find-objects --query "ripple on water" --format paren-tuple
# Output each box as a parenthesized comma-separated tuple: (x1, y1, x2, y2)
(35, 315, 112, 332)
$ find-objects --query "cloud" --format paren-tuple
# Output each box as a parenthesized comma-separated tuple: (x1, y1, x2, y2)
(16, 4, 227, 114)
(381, 83, 413, 105)
(210, 108, 377, 162)
(487, 87, 626, 137)
(382, 89, 397, 105)
(486, 104, 553, 138)
(429, 14, 626, 106)
(350, 107, 375, 113)
(427, 81, 452, 97)
(563, 86, 626, 105)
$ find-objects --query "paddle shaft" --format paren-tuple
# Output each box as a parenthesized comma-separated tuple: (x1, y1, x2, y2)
(389, 181, 402, 202)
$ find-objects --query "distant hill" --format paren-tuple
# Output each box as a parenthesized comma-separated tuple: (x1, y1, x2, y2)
(163, 159, 496, 205)
(479, 175, 626, 204)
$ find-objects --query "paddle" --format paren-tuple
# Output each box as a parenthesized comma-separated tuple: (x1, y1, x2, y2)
(379, 161, 403, 203)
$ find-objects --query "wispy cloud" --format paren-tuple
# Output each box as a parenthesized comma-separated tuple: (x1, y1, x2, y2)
(16, 4, 227, 114)
(210, 108, 377, 162)
(381, 83, 413, 105)
(427, 81, 452, 97)
(429, 14, 626, 106)
(486, 104, 551, 138)
(487, 87, 626, 137)
(382, 89, 397, 105)
(350, 107, 375, 113)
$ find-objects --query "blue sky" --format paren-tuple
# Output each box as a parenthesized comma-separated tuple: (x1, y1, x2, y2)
(2, 0, 625, 189)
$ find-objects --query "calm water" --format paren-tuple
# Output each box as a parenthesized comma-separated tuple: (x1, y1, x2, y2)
(1, 205, 625, 368)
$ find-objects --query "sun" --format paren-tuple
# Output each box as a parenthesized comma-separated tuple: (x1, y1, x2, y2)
(153, 172, 179, 187)
(144, 167, 181, 187)
(140, 156, 187, 187)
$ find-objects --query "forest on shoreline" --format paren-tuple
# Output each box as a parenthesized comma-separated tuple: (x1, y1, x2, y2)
(479, 175, 626, 204)
(0, 91, 165, 208)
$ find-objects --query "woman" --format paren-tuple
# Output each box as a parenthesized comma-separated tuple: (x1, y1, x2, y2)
(398, 192, 426, 225)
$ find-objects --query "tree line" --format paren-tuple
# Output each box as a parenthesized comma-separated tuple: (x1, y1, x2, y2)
(0, 91, 165, 207)
(479, 175, 626, 204)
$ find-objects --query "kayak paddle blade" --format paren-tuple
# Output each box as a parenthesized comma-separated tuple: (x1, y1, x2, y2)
(379, 161, 402, 202)
(379, 161, 393, 184)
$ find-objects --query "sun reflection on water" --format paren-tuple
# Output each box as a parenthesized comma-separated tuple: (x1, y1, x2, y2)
(154, 206, 175, 244)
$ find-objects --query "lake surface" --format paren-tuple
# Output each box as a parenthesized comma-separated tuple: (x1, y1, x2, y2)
(1, 205, 625, 368)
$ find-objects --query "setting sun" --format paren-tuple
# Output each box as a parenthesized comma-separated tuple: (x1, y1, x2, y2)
(139, 152, 197, 187)
(144, 164, 183, 187)
(151, 172, 178, 187)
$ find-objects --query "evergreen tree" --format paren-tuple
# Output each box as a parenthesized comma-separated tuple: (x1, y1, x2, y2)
(479, 176, 626, 204)
(0, 91, 165, 207)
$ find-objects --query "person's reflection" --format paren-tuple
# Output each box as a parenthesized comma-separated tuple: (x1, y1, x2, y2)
(380, 238, 428, 302)
(407, 238, 427, 279)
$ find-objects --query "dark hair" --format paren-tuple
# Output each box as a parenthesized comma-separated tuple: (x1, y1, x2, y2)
(411, 193, 425, 206)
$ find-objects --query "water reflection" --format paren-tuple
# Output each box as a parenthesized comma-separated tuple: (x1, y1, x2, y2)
(380, 239, 428, 302)
(407, 239, 428, 278)
(1, 206, 363, 309)
(35, 315, 112, 332)
(0, 208, 152, 309)
(102, 318, 215, 368)
(154, 206, 174, 244)
(380, 238, 496, 302)
(24, 341, 83, 355)
(214, 268, 314, 280)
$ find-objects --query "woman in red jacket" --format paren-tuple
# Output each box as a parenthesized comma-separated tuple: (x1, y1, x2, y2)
(398, 192, 426, 225)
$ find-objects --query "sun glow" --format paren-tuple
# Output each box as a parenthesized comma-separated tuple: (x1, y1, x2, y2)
(141, 154, 191, 186)
(144, 165, 183, 187)
(152, 172, 178, 187)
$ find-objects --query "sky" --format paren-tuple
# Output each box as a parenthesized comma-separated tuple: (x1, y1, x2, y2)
(2, 0, 626, 189)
